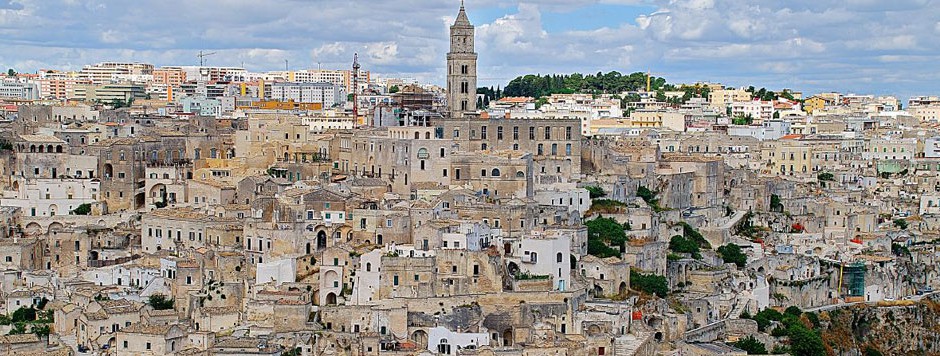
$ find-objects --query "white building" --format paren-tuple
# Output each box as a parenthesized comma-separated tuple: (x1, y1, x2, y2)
(268, 82, 345, 107)
(301, 114, 356, 133)
(350, 249, 382, 305)
(924, 137, 940, 158)
(727, 120, 792, 141)
(441, 222, 493, 252)
(0, 78, 40, 100)
(427, 326, 490, 355)
(256, 258, 297, 286)
(80, 62, 154, 84)
(509, 230, 572, 291)
(534, 184, 590, 215)
(1, 179, 100, 217)
(731, 100, 774, 123)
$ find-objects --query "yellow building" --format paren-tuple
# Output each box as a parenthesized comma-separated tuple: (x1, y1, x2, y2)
(708, 89, 750, 110)
(763, 135, 813, 175)
(804, 96, 826, 114)
(629, 110, 686, 131)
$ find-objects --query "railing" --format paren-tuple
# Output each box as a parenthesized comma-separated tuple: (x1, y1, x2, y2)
(87, 254, 141, 268)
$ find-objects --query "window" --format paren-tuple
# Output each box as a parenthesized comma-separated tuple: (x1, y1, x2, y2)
(123, 341, 128, 348)
(513, 126, 519, 140)
(537, 144, 544, 155)
(481, 126, 487, 139)
(566, 126, 572, 140)
(461, 64, 468, 74)
(565, 143, 572, 156)
(393, 275, 399, 285)
(440, 147, 445, 158)
(146, 342, 151, 350)
(491, 168, 501, 177)
(529, 127, 535, 140)
(497, 126, 503, 140)
(557, 253, 563, 263)
(544, 126, 551, 139)
(386, 219, 393, 227)
(551, 144, 558, 155)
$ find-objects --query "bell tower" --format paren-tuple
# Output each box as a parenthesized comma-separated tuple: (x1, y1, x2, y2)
(446, 1, 478, 118)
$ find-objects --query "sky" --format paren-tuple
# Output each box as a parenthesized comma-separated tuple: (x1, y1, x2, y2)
(0, 0, 938, 98)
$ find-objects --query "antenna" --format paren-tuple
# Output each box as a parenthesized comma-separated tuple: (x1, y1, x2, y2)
(352, 53, 360, 121)
(285, 59, 289, 72)
(197, 51, 217, 67)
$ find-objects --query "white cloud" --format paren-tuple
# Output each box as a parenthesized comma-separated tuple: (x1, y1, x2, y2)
(365, 42, 399, 65)
(0, 0, 936, 97)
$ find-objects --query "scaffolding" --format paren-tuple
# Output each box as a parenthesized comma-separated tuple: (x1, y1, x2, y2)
(844, 262, 866, 297)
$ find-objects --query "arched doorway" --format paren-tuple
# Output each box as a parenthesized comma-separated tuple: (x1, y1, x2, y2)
(24, 222, 42, 235)
(502, 329, 513, 346)
(411, 330, 429, 349)
(619, 282, 628, 297)
(48, 222, 64, 233)
(317, 231, 327, 249)
(507, 262, 519, 276)
(325, 292, 337, 305)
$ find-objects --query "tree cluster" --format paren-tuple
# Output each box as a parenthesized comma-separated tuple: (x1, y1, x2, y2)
(717, 243, 747, 268)
(148, 294, 175, 310)
(502, 71, 667, 99)
(629, 269, 668, 298)
(586, 216, 628, 258)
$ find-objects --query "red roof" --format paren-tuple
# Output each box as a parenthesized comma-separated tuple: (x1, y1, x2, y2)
(780, 134, 803, 140)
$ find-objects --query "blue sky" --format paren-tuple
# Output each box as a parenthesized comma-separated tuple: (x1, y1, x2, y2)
(0, 0, 938, 99)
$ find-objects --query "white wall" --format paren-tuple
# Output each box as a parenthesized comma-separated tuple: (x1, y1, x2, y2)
(256, 258, 297, 286)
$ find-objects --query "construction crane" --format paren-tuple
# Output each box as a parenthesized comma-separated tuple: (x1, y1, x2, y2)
(197, 51, 217, 67)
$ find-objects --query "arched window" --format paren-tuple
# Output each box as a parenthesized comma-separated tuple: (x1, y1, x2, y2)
(366, 263, 372, 272)
(516, 171, 525, 178)
(417, 148, 429, 159)
(425, 132, 431, 139)
(414, 132, 420, 139)
(557, 252, 563, 263)
(491, 168, 501, 177)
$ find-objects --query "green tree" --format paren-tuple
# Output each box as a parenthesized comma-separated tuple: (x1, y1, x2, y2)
(787, 324, 826, 356)
(148, 294, 175, 310)
(669, 235, 701, 259)
(730, 335, 768, 354)
(893, 219, 908, 230)
(10, 307, 35, 323)
(388, 85, 400, 93)
(769, 194, 783, 212)
(717, 243, 747, 268)
(629, 270, 668, 297)
(72, 203, 92, 215)
(6, 69, 15, 77)
(586, 217, 628, 257)
(585, 186, 606, 199)
(817, 172, 834, 182)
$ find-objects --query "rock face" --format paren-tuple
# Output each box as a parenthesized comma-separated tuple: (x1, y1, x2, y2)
(822, 299, 940, 355)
